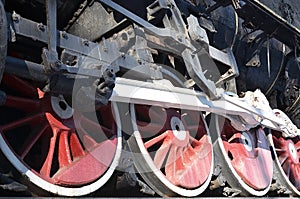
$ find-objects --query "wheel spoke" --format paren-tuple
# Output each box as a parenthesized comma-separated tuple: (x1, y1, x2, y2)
(165, 144, 210, 188)
(165, 145, 178, 175)
(5, 95, 40, 111)
(40, 127, 59, 177)
(0, 113, 44, 132)
(275, 148, 286, 152)
(272, 136, 281, 145)
(295, 142, 300, 150)
(145, 130, 169, 149)
(153, 134, 172, 169)
(69, 131, 86, 159)
(184, 145, 196, 161)
(189, 135, 200, 146)
(278, 153, 289, 165)
(53, 138, 117, 185)
(282, 159, 292, 178)
(273, 136, 286, 147)
(58, 131, 72, 168)
(289, 164, 300, 187)
(195, 135, 213, 158)
(20, 124, 49, 159)
(2, 75, 38, 98)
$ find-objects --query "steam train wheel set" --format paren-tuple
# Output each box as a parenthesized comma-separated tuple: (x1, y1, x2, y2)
(0, 0, 300, 197)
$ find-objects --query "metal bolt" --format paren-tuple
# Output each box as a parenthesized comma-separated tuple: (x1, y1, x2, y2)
(121, 33, 128, 41)
(55, 61, 62, 67)
(37, 23, 46, 32)
(121, 52, 126, 58)
(82, 40, 89, 47)
(61, 31, 68, 39)
(12, 12, 20, 23)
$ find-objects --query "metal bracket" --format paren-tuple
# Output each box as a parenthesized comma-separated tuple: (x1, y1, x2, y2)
(43, 0, 59, 71)
(183, 48, 220, 99)
(99, 0, 243, 99)
(147, 0, 170, 23)
(98, 0, 220, 98)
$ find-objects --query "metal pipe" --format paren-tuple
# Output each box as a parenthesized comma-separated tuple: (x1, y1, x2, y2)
(5, 56, 48, 81)
(0, 0, 7, 83)
(5, 56, 87, 96)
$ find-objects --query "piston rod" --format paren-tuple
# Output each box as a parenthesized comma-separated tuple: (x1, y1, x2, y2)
(5, 56, 48, 81)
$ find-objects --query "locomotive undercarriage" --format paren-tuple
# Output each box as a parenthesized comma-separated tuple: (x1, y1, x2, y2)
(0, 0, 300, 197)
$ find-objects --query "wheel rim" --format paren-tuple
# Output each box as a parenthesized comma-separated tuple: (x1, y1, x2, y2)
(272, 130, 300, 190)
(0, 74, 122, 196)
(128, 103, 213, 196)
(221, 119, 273, 190)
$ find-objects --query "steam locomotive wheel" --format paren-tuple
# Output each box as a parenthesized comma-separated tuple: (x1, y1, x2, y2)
(269, 131, 300, 195)
(128, 103, 213, 197)
(0, 74, 122, 196)
(211, 115, 273, 196)
(268, 110, 300, 196)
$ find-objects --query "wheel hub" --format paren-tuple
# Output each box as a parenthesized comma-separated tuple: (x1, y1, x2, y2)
(51, 95, 73, 119)
(241, 132, 253, 152)
(288, 141, 299, 163)
(170, 117, 186, 141)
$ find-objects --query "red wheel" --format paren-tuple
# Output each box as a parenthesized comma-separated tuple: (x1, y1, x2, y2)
(128, 104, 213, 197)
(272, 132, 300, 187)
(211, 115, 273, 196)
(0, 74, 122, 196)
(266, 109, 300, 196)
(270, 130, 300, 195)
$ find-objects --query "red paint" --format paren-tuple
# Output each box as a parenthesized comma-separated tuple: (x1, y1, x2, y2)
(134, 104, 212, 189)
(0, 74, 118, 186)
(272, 131, 300, 189)
(221, 120, 273, 190)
